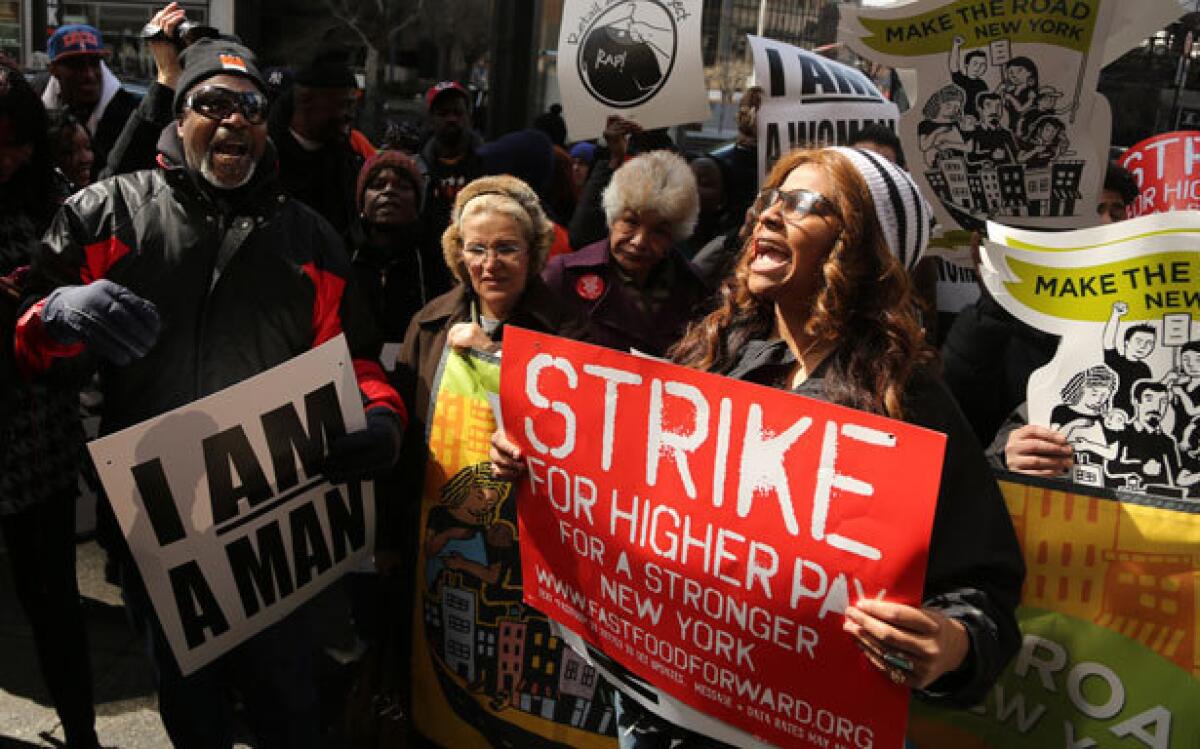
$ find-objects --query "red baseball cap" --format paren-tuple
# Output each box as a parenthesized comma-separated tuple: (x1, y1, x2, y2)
(425, 81, 469, 109)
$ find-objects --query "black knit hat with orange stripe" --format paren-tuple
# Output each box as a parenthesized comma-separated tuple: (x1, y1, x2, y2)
(173, 38, 266, 114)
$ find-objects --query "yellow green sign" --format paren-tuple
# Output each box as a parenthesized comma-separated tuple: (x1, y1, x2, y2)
(1003, 251, 1200, 321)
(858, 0, 1101, 56)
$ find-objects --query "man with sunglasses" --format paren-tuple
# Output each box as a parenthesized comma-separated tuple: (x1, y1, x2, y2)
(16, 38, 405, 749)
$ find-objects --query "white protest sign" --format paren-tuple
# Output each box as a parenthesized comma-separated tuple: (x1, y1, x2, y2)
(926, 229, 982, 312)
(840, 0, 1132, 231)
(935, 257, 983, 312)
(557, 0, 709, 138)
(980, 212, 1200, 497)
(749, 35, 900, 183)
(89, 335, 373, 675)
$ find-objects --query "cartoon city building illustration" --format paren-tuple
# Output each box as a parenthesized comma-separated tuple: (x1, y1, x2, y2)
(967, 173, 988, 213)
(496, 617, 527, 696)
(443, 585, 478, 682)
(939, 155, 972, 207)
(998, 164, 1028, 212)
(1100, 551, 1192, 662)
(979, 165, 1003, 211)
(559, 646, 602, 726)
(476, 627, 497, 662)
(925, 170, 952, 204)
(517, 619, 563, 718)
(1024, 167, 1051, 216)
(1050, 161, 1085, 216)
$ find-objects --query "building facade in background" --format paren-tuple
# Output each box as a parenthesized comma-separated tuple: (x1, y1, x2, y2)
(9, 2, 1200, 150)
(699, 0, 838, 62)
(15, 1, 233, 73)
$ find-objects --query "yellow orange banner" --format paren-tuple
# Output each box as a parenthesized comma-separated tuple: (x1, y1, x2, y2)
(911, 475, 1200, 748)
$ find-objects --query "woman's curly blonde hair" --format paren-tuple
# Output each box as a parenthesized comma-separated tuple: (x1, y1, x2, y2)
(441, 175, 555, 284)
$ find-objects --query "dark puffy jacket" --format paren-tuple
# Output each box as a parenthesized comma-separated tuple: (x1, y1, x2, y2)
(16, 125, 404, 438)
(941, 295, 1059, 445)
(271, 120, 365, 247)
(724, 338, 1025, 708)
(351, 232, 453, 344)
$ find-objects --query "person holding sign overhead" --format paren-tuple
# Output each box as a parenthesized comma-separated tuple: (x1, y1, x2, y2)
(15, 38, 405, 749)
(494, 147, 1024, 747)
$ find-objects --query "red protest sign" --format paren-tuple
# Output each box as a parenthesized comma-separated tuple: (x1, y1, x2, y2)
(1120, 131, 1200, 217)
(500, 328, 947, 749)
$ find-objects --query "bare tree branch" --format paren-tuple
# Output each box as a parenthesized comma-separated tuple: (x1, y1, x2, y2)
(324, 0, 375, 50)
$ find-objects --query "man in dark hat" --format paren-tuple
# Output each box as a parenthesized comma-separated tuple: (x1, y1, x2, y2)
(269, 47, 366, 245)
(420, 80, 484, 233)
(16, 37, 405, 749)
(41, 23, 138, 178)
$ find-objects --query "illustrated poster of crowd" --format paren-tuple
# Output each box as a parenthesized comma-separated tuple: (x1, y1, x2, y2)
(1045, 305, 1200, 496)
(979, 210, 1200, 501)
(840, 0, 1120, 234)
(918, 35, 1088, 228)
(410, 348, 616, 747)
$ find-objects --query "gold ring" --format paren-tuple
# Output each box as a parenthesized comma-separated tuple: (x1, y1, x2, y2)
(889, 668, 906, 685)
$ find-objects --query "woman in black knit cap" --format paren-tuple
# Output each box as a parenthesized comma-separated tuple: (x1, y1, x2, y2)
(353, 149, 453, 343)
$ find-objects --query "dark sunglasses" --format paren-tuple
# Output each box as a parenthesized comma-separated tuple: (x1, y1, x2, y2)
(185, 85, 269, 125)
(753, 187, 834, 219)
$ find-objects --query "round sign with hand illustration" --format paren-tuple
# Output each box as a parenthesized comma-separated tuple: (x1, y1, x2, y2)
(577, 0, 677, 108)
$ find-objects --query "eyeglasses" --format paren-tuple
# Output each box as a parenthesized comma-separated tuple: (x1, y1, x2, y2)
(753, 188, 833, 220)
(185, 85, 269, 125)
(462, 243, 526, 263)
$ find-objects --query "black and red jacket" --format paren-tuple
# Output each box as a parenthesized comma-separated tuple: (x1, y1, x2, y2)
(15, 126, 405, 437)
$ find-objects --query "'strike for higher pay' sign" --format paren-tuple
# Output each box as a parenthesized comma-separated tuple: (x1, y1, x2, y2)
(500, 328, 948, 749)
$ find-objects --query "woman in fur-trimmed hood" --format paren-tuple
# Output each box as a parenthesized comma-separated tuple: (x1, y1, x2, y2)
(542, 149, 711, 356)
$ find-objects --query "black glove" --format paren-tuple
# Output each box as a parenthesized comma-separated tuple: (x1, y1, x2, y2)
(324, 408, 403, 483)
(41, 279, 160, 365)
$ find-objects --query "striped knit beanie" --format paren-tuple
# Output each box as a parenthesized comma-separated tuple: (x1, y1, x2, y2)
(831, 147, 933, 272)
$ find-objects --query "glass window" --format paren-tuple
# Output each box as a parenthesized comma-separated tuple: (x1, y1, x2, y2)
(56, 2, 209, 82)
(0, 2, 21, 61)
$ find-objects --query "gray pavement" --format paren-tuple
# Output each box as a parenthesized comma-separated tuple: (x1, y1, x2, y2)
(0, 540, 169, 748)
(1, 533, 369, 749)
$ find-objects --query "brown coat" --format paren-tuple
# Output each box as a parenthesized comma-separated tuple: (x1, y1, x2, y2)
(381, 279, 589, 548)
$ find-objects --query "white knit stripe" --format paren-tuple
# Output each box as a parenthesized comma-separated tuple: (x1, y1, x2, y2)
(854, 148, 913, 269)
(834, 147, 906, 268)
(831, 146, 930, 270)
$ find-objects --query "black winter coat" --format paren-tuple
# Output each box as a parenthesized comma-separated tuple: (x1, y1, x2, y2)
(1, 197, 85, 516)
(941, 295, 1059, 445)
(351, 230, 453, 343)
(724, 338, 1026, 708)
(17, 125, 401, 437)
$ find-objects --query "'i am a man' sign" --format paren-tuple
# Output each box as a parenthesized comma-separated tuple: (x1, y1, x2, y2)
(89, 336, 374, 675)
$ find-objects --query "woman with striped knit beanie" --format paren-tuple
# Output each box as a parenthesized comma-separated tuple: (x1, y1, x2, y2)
(576, 147, 1021, 746)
